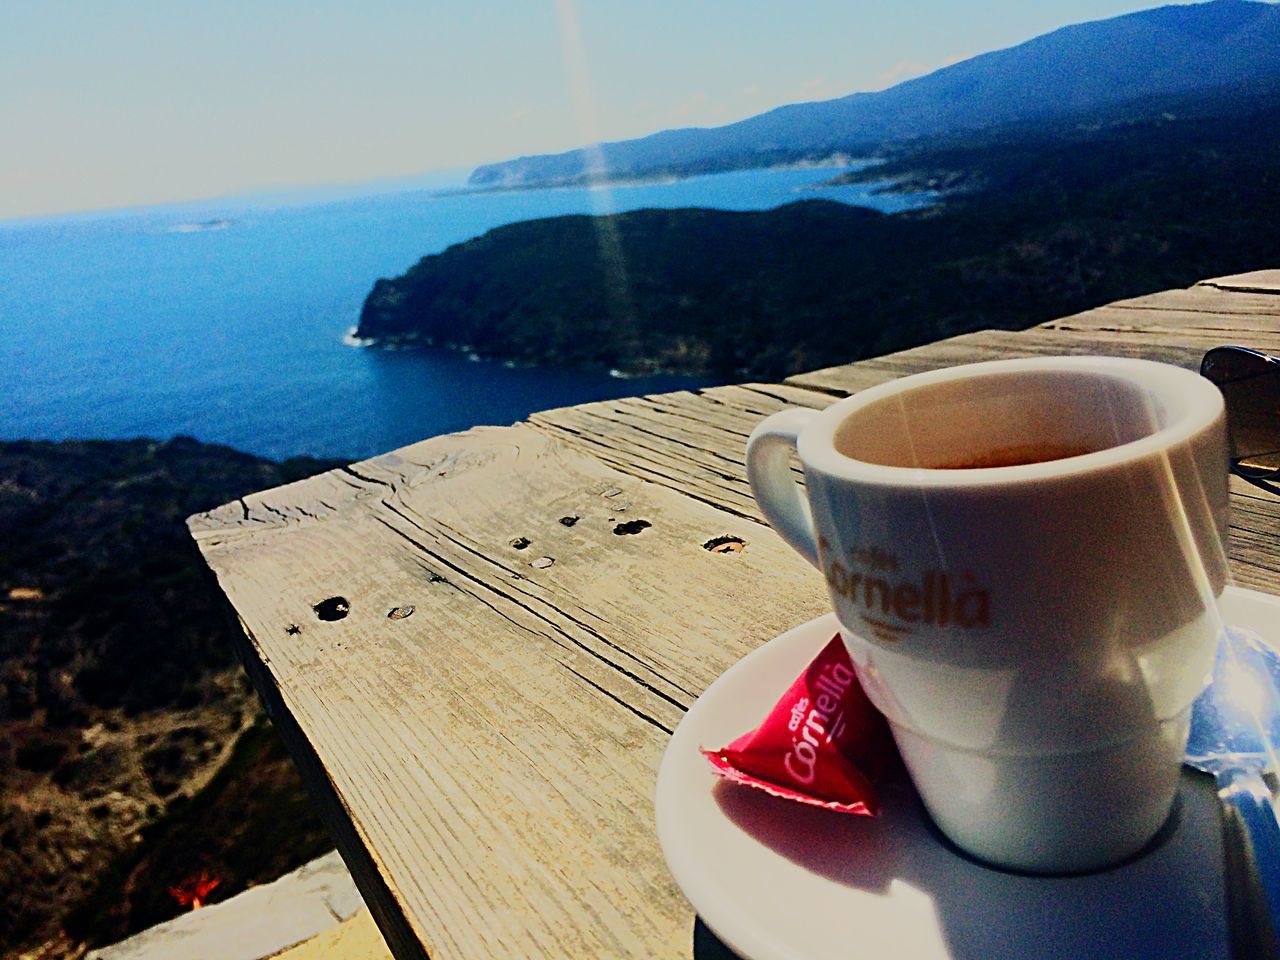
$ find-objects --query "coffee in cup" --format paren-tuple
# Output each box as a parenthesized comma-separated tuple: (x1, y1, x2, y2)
(746, 356, 1229, 873)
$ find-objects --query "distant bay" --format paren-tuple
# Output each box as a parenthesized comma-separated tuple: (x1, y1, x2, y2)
(0, 166, 929, 461)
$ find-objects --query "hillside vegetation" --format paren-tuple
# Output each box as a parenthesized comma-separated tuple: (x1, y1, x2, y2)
(360, 90, 1280, 379)
(0, 438, 341, 957)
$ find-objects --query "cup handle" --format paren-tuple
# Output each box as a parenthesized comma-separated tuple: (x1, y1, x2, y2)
(746, 408, 821, 568)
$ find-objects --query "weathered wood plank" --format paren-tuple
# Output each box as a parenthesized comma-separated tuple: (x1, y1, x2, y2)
(786, 326, 1280, 396)
(528, 401, 763, 521)
(1046, 305, 1280, 335)
(1041, 284, 1280, 333)
(191, 425, 830, 960)
(709, 381, 851, 407)
(1225, 479, 1280, 593)
(1199, 269, 1280, 294)
(528, 383, 838, 521)
(784, 328, 1126, 393)
(532, 383, 836, 456)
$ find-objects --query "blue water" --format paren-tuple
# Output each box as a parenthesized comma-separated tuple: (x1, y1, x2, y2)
(0, 167, 927, 461)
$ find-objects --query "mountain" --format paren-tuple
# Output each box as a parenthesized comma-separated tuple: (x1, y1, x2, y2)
(361, 86, 1280, 379)
(468, 0, 1280, 188)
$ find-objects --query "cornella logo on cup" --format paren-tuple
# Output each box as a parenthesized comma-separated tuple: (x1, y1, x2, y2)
(818, 537, 991, 641)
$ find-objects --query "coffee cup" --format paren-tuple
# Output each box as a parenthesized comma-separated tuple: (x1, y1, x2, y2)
(745, 356, 1229, 873)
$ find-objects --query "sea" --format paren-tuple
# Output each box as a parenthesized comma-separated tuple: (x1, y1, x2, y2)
(0, 166, 928, 462)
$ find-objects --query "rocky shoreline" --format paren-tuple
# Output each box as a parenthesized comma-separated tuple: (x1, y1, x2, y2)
(348, 326, 710, 379)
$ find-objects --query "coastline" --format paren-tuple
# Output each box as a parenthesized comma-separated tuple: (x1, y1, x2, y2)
(443, 154, 877, 197)
(346, 327, 713, 378)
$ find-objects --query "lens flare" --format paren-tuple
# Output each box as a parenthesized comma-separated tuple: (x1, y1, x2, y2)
(553, 0, 638, 335)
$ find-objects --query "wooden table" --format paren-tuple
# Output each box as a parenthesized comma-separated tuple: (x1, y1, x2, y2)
(189, 270, 1280, 959)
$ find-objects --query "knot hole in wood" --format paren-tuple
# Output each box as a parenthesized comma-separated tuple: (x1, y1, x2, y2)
(703, 536, 746, 554)
(313, 596, 350, 621)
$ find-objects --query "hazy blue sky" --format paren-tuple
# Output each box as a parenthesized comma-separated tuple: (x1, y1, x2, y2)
(2, 0, 1200, 220)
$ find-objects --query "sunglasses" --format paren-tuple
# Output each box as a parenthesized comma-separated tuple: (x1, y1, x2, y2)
(1200, 345, 1280, 495)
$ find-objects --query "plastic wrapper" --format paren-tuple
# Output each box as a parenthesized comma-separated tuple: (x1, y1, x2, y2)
(702, 634, 894, 815)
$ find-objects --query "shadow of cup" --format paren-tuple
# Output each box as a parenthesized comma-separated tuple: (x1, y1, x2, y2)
(708, 771, 1225, 959)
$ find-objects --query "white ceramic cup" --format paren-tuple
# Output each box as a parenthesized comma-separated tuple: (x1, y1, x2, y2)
(746, 356, 1230, 873)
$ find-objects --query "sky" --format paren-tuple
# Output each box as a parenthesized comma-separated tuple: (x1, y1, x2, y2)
(0, 0, 1205, 221)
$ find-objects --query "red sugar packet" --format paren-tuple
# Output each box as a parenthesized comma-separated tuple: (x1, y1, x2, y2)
(702, 634, 894, 815)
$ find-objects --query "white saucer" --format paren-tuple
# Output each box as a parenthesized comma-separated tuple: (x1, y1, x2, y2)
(656, 585, 1280, 960)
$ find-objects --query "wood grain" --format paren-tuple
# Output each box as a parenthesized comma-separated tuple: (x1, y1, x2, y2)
(528, 384, 836, 522)
(191, 426, 830, 960)
(191, 276, 1280, 959)
(1198, 269, 1280, 295)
